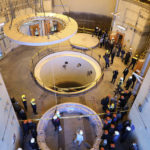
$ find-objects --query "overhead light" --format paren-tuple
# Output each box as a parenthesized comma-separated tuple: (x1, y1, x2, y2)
(117, 25, 126, 31)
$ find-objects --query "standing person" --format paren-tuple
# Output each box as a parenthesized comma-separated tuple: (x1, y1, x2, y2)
(103, 54, 110, 69)
(128, 55, 138, 70)
(101, 95, 111, 111)
(21, 94, 27, 111)
(131, 74, 136, 88)
(92, 26, 99, 37)
(120, 126, 132, 143)
(98, 28, 102, 39)
(111, 46, 117, 64)
(125, 76, 133, 90)
(110, 39, 115, 53)
(111, 70, 119, 84)
(100, 37, 104, 48)
(74, 130, 84, 146)
(19, 109, 27, 120)
(117, 43, 122, 57)
(22, 120, 29, 136)
(112, 131, 120, 143)
(121, 48, 125, 61)
(109, 124, 115, 135)
(123, 67, 129, 81)
(30, 98, 38, 115)
(124, 51, 132, 65)
(109, 143, 116, 150)
(99, 139, 108, 149)
(52, 115, 61, 131)
(29, 137, 39, 149)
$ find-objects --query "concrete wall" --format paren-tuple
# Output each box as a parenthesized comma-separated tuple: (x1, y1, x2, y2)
(0, 73, 21, 150)
(129, 67, 150, 150)
(53, 0, 116, 16)
(112, 0, 150, 54)
(53, 0, 116, 30)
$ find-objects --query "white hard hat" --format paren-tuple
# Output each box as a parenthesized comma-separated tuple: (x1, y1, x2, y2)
(126, 126, 131, 131)
(120, 77, 123, 81)
(114, 131, 120, 135)
(53, 115, 57, 120)
(103, 139, 107, 144)
(79, 130, 83, 135)
(56, 111, 60, 115)
(17, 148, 23, 150)
(30, 138, 35, 143)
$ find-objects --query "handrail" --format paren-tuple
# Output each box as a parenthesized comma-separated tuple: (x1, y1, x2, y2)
(30, 39, 104, 93)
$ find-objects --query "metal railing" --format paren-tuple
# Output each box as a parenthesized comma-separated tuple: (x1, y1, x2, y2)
(30, 41, 104, 93)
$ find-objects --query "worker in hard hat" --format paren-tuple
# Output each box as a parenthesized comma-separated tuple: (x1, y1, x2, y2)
(118, 77, 123, 88)
(125, 76, 133, 90)
(52, 115, 61, 131)
(55, 110, 61, 118)
(124, 51, 132, 65)
(30, 98, 37, 114)
(21, 94, 27, 111)
(29, 137, 39, 149)
(123, 67, 129, 81)
(17, 148, 23, 150)
(74, 129, 84, 146)
(128, 55, 138, 70)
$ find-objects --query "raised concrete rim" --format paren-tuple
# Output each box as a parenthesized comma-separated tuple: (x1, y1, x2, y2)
(70, 33, 99, 50)
(3, 13, 78, 46)
(34, 51, 102, 95)
(37, 102, 103, 150)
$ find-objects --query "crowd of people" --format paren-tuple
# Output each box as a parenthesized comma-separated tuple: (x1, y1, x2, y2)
(93, 26, 139, 71)
(13, 27, 140, 150)
(11, 96, 39, 150)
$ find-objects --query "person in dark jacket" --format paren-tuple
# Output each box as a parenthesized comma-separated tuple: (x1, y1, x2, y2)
(125, 76, 133, 90)
(98, 28, 102, 39)
(124, 51, 131, 65)
(112, 131, 120, 143)
(128, 55, 138, 70)
(131, 74, 136, 88)
(29, 137, 39, 149)
(117, 43, 122, 57)
(52, 115, 61, 131)
(109, 124, 115, 135)
(103, 119, 110, 130)
(111, 70, 119, 84)
(101, 95, 111, 111)
(120, 126, 132, 143)
(111, 46, 117, 64)
(104, 54, 110, 68)
(19, 109, 27, 120)
(123, 67, 129, 81)
(22, 120, 29, 136)
(121, 49, 125, 61)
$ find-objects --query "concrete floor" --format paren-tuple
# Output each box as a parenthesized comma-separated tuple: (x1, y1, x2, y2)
(0, 39, 134, 150)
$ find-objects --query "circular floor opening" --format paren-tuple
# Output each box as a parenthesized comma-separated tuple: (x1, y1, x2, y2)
(34, 51, 102, 95)
(37, 103, 103, 150)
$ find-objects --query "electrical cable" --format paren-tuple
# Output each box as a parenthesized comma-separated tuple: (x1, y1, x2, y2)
(59, 0, 70, 22)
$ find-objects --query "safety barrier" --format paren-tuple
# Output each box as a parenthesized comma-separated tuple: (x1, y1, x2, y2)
(29, 40, 104, 94)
